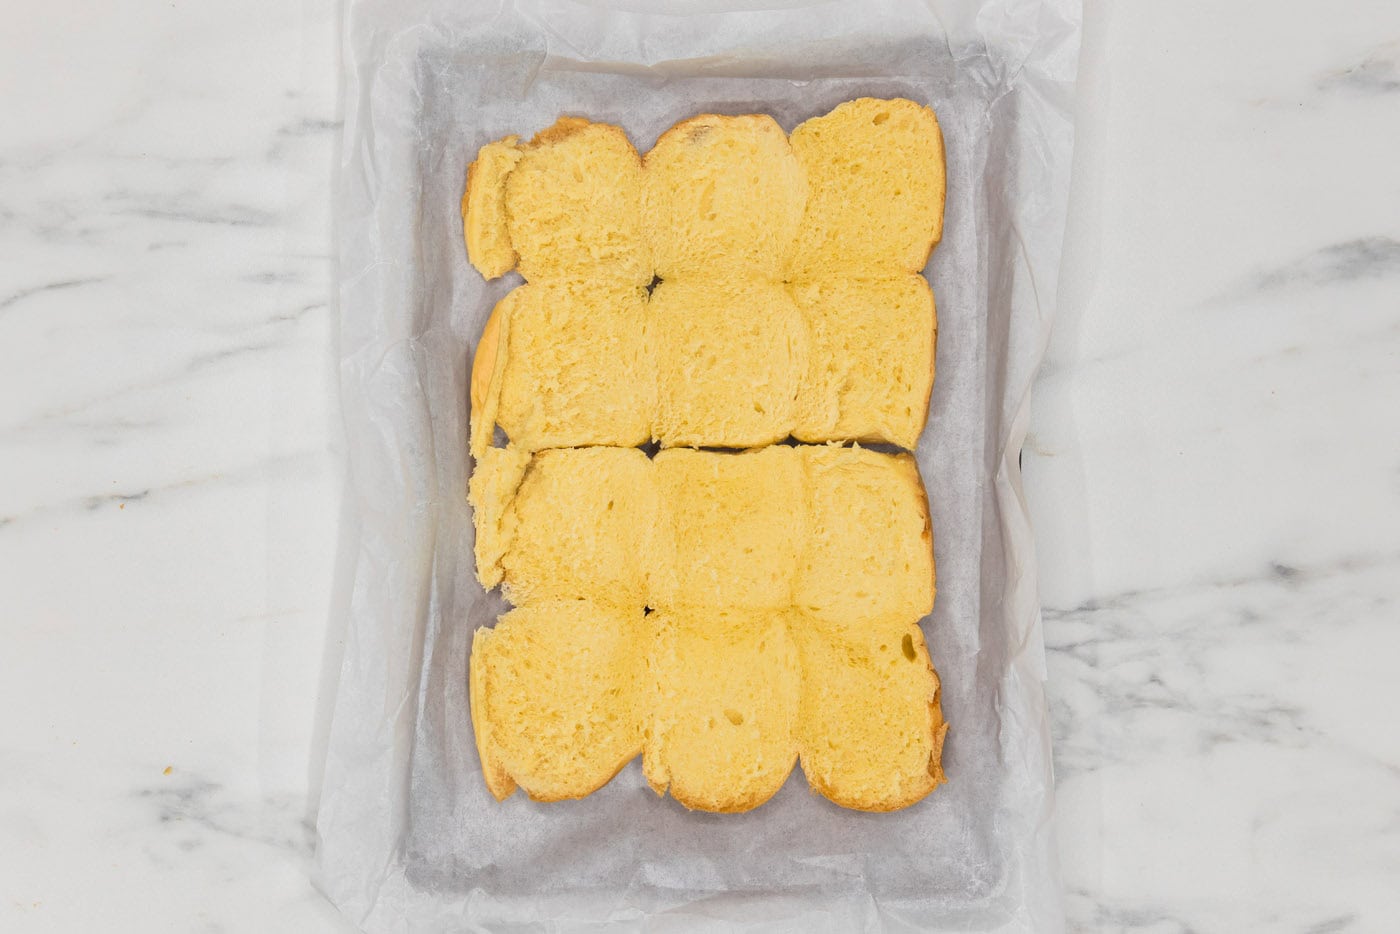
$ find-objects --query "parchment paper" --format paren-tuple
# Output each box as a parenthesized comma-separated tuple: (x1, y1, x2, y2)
(315, 0, 1080, 929)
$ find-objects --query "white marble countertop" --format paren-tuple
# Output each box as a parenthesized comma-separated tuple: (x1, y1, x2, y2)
(3, 1, 1397, 930)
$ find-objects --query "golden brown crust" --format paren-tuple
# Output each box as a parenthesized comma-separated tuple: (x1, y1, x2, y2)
(805, 777, 922, 813)
(927, 681, 949, 790)
(462, 160, 493, 272)
(527, 117, 640, 174)
(919, 626, 949, 799)
(666, 764, 795, 814)
(468, 294, 511, 459)
(913, 99, 946, 263)
(921, 278, 938, 441)
(470, 302, 503, 417)
(522, 753, 638, 803)
(643, 762, 668, 799)
(468, 627, 518, 801)
(643, 112, 786, 166)
(468, 444, 530, 591)
(927, 103, 947, 250)
(646, 747, 795, 814)
(900, 451, 938, 602)
(916, 623, 949, 795)
(463, 136, 522, 279)
(640, 117, 689, 170)
(528, 115, 592, 147)
(802, 624, 945, 813)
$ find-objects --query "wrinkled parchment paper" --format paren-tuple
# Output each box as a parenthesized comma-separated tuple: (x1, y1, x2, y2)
(316, 0, 1080, 929)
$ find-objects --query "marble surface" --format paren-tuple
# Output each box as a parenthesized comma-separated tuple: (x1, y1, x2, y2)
(1029, 2, 1400, 929)
(1, 1, 1397, 931)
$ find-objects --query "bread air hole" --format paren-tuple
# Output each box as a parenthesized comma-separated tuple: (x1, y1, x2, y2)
(724, 709, 745, 726)
(873, 111, 890, 125)
(902, 633, 917, 661)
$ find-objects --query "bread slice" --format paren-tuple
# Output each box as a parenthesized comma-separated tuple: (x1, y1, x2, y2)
(475, 280, 653, 453)
(465, 101, 945, 453)
(794, 445, 935, 626)
(644, 608, 800, 812)
(651, 446, 805, 610)
(503, 117, 648, 284)
(650, 278, 805, 449)
(470, 599, 648, 801)
(462, 136, 524, 279)
(500, 447, 656, 607)
(481, 444, 933, 616)
(467, 444, 531, 590)
(791, 275, 936, 450)
(642, 114, 806, 279)
(793, 615, 947, 811)
(787, 98, 945, 280)
(462, 99, 951, 812)
(468, 293, 511, 460)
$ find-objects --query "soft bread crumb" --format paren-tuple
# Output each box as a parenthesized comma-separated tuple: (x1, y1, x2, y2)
(791, 275, 936, 449)
(469, 428, 945, 812)
(787, 97, 946, 279)
(642, 114, 806, 279)
(650, 278, 805, 449)
(492, 280, 653, 452)
(470, 600, 648, 802)
(793, 616, 947, 811)
(793, 445, 935, 626)
(650, 446, 806, 611)
(462, 136, 523, 279)
(460, 100, 944, 454)
(467, 444, 531, 590)
(462, 99, 950, 812)
(504, 118, 648, 285)
(502, 447, 656, 608)
(644, 608, 800, 813)
(468, 296, 509, 459)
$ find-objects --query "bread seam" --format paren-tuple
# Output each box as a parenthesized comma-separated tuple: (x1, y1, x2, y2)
(902, 450, 938, 613)
(468, 297, 510, 460)
(463, 136, 522, 278)
(468, 626, 518, 801)
(921, 288, 939, 441)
